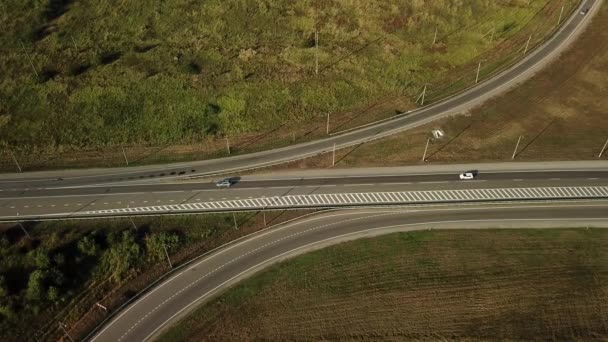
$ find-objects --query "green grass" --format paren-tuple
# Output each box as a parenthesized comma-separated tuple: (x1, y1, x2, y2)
(0, 0, 576, 160)
(161, 228, 608, 341)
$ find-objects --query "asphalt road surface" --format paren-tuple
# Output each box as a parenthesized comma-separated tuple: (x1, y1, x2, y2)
(0, 0, 599, 188)
(2, 165, 608, 220)
(88, 203, 608, 341)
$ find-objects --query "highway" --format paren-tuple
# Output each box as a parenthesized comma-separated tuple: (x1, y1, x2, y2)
(88, 203, 608, 341)
(0, 0, 599, 189)
(1, 162, 608, 220)
(0, 1, 603, 340)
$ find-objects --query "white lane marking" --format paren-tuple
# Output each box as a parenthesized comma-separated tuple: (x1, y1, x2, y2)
(79, 186, 608, 216)
(138, 212, 608, 342)
(120, 212, 403, 341)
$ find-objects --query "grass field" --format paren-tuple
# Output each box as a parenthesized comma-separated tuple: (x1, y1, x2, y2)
(161, 228, 608, 341)
(278, 1, 608, 169)
(0, 209, 311, 341)
(0, 0, 577, 171)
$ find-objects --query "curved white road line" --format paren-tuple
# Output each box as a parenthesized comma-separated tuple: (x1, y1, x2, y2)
(89, 202, 608, 341)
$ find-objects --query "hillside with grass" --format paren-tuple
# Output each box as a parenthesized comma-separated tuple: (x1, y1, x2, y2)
(0, 0, 575, 157)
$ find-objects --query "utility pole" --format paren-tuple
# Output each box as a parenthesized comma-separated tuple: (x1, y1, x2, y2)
(58, 322, 74, 342)
(129, 216, 137, 230)
(225, 137, 231, 155)
(263, 208, 267, 227)
(9, 150, 22, 172)
(475, 61, 482, 84)
(95, 302, 108, 312)
(422, 138, 430, 162)
(326, 112, 330, 135)
(17, 222, 31, 240)
(332, 143, 336, 167)
(599, 138, 608, 158)
(162, 244, 173, 269)
(416, 85, 427, 106)
(15, 213, 31, 239)
(523, 35, 532, 55)
(315, 30, 319, 75)
(233, 213, 238, 230)
(432, 26, 438, 46)
(121, 146, 129, 166)
(490, 28, 495, 43)
(19, 40, 39, 78)
(127, 204, 137, 230)
(557, 5, 565, 26)
(512, 135, 522, 160)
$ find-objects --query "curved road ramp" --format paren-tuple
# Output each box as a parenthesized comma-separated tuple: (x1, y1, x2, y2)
(78, 186, 608, 218)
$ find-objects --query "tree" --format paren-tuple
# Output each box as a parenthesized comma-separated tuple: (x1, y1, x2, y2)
(0, 276, 7, 300)
(77, 236, 99, 257)
(102, 231, 141, 282)
(145, 232, 180, 263)
(47, 286, 59, 304)
(25, 270, 46, 302)
(30, 248, 50, 269)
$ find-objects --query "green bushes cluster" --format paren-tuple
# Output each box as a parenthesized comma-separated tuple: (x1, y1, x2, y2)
(0, 225, 180, 335)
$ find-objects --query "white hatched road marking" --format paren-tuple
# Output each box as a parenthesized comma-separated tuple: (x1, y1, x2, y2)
(80, 186, 608, 215)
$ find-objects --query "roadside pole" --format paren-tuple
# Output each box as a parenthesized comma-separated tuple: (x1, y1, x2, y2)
(512, 135, 522, 160)
(326, 112, 330, 135)
(422, 138, 430, 162)
(127, 204, 137, 230)
(16, 213, 31, 239)
(475, 61, 482, 84)
(523, 35, 532, 55)
(225, 137, 231, 155)
(332, 143, 336, 167)
(162, 244, 173, 269)
(233, 213, 238, 230)
(18, 222, 31, 240)
(431, 26, 438, 46)
(558, 5, 565, 26)
(263, 208, 267, 227)
(121, 146, 129, 166)
(416, 85, 427, 106)
(9, 150, 22, 172)
(421, 85, 427, 106)
(315, 30, 319, 75)
(599, 138, 608, 158)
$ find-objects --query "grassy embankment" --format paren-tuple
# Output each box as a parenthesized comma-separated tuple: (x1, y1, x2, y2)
(0, 209, 312, 341)
(0, 0, 576, 171)
(282, 1, 608, 169)
(162, 229, 608, 341)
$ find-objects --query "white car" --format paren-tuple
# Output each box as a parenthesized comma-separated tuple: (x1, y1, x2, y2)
(459, 172, 475, 180)
(215, 179, 233, 188)
(580, 8, 589, 15)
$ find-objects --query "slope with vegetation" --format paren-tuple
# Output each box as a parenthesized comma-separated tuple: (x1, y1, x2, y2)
(0, 209, 306, 341)
(0, 0, 575, 166)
